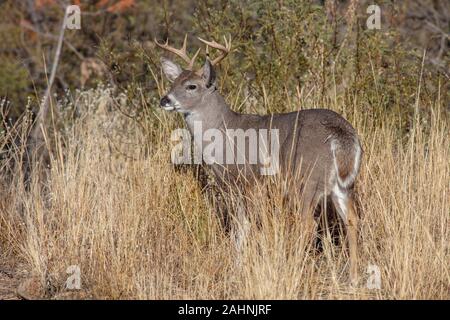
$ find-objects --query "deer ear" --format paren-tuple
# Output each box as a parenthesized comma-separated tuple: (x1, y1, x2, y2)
(202, 59, 216, 88)
(161, 57, 182, 82)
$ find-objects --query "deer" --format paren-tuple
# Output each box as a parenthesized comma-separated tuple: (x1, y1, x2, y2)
(155, 35, 363, 285)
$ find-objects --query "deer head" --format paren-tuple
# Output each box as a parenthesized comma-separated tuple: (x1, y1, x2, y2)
(156, 35, 231, 114)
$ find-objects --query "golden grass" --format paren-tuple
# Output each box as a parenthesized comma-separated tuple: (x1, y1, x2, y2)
(0, 85, 448, 299)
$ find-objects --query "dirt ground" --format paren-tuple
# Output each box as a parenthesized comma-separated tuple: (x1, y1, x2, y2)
(0, 262, 21, 300)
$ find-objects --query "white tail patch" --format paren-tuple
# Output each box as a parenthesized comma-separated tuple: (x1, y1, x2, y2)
(332, 183, 348, 222)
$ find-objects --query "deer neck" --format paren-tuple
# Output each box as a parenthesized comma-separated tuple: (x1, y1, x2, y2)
(184, 91, 236, 133)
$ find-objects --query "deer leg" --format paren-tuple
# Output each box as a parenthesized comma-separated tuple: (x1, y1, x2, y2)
(234, 206, 250, 253)
(346, 197, 358, 286)
(298, 184, 319, 249)
(331, 187, 358, 286)
(230, 194, 250, 268)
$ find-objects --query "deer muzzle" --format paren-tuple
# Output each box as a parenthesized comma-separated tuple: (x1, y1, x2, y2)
(160, 95, 171, 107)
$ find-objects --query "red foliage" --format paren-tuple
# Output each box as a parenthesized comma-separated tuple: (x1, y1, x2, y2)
(33, 0, 134, 12)
(106, 0, 135, 13)
(35, 0, 56, 9)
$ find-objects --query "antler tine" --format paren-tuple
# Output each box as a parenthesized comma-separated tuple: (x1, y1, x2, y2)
(154, 35, 199, 71)
(188, 48, 201, 70)
(197, 35, 232, 66)
(181, 34, 188, 52)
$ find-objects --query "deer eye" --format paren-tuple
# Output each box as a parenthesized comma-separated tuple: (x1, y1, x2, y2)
(186, 84, 197, 91)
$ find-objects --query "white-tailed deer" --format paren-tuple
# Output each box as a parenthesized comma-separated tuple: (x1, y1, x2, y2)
(156, 35, 363, 285)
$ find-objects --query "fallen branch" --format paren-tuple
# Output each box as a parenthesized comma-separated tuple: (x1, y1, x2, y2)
(27, 6, 69, 174)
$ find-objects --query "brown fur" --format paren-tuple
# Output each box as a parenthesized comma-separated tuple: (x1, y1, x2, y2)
(160, 57, 363, 285)
(335, 142, 357, 184)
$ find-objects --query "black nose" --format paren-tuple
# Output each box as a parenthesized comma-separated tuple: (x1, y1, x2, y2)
(160, 96, 171, 107)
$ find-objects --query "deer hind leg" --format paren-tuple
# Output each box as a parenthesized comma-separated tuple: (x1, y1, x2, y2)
(298, 183, 320, 248)
(331, 185, 358, 286)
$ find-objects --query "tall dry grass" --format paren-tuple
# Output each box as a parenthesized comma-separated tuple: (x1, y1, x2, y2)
(0, 77, 448, 299)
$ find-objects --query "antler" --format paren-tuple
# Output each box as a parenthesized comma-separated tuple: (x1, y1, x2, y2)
(154, 34, 200, 71)
(155, 34, 232, 75)
(197, 35, 232, 66)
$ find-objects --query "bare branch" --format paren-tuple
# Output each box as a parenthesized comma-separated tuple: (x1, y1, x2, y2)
(28, 6, 68, 154)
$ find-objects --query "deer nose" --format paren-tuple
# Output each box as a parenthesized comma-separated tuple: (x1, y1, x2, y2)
(160, 96, 171, 107)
